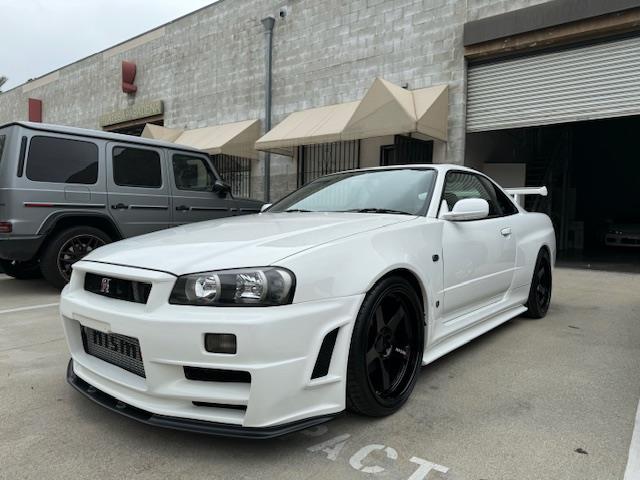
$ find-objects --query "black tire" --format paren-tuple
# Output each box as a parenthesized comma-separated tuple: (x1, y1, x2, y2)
(524, 249, 552, 319)
(346, 275, 424, 417)
(40, 226, 111, 289)
(0, 259, 42, 280)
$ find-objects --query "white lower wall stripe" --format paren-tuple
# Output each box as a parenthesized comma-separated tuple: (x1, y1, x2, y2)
(0, 303, 59, 315)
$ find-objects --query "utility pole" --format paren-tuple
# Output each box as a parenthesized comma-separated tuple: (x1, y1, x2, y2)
(261, 16, 275, 203)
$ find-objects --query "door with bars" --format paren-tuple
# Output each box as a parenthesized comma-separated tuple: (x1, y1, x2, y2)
(380, 135, 433, 166)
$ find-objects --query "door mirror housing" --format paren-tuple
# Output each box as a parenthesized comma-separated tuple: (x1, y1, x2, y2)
(440, 198, 489, 221)
(212, 179, 232, 197)
(260, 203, 272, 212)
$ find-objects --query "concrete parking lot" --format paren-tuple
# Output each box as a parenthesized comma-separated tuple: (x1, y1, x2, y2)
(1, 268, 638, 480)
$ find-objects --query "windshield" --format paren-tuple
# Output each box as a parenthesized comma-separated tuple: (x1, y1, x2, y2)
(269, 168, 437, 215)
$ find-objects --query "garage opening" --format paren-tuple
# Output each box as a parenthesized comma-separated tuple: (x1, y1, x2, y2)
(466, 33, 640, 272)
(466, 116, 640, 272)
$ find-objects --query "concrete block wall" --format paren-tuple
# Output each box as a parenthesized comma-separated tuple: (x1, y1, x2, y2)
(0, 0, 552, 201)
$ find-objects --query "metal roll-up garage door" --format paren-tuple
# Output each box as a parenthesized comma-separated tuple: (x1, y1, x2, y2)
(467, 35, 640, 132)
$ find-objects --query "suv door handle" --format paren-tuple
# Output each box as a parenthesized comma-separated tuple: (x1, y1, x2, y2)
(175, 205, 190, 211)
(500, 227, 512, 237)
(111, 203, 128, 210)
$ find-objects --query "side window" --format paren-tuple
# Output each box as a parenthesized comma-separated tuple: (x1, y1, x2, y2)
(26, 136, 98, 184)
(113, 147, 162, 188)
(442, 171, 504, 217)
(480, 177, 518, 216)
(172, 154, 215, 191)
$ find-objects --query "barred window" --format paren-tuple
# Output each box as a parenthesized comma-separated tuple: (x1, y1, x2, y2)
(210, 154, 251, 198)
(297, 141, 360, 187)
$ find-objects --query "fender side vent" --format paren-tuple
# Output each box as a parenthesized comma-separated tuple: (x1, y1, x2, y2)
(184, 366, 251, 383)
(311, 328, 339, 379)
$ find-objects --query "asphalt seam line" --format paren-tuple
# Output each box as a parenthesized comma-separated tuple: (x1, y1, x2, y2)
(0, 303, 59, 315)
(624, 398, 640, 480)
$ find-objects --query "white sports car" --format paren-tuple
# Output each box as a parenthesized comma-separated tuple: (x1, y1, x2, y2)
(61, 164, 555, 438)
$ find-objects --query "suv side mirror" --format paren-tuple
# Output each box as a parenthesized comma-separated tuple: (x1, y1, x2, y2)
(440, 198, 489, 221)
(260, 203, 272, 212)
(212, 179, 232, 197)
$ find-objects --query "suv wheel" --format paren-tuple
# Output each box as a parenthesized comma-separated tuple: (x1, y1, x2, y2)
(0, 259, 42, 280)
(40, 227, 111, 289)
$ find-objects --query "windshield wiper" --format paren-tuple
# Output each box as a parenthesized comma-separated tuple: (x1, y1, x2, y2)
(284, 209, 315, 213)
(341, 208, 414, 215)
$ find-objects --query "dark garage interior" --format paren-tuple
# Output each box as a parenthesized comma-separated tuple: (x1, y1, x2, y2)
(467, 115, 640, 272)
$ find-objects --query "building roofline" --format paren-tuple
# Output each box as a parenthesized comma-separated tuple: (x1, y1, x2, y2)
(0, 1, 223, 95)
(464, 0, 640, 46)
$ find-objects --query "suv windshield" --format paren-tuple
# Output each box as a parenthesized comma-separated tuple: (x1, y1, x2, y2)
(269, 168, 437, 215)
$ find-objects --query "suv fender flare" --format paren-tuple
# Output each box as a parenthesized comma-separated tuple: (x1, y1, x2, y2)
(37, 211, 123, 240)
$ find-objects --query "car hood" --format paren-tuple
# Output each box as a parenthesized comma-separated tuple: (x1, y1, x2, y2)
(82, 212, 415, 275)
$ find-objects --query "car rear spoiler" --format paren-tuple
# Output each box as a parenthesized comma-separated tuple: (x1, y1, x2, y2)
(504, 187, 548, 207)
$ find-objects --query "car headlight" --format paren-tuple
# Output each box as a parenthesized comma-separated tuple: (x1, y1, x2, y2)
(169, 267, 295, 306)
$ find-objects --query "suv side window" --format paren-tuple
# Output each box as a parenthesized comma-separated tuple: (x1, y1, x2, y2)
(113, 147, 162, 188)
(443, 171, 506, 218)
(172, 154, 215, 191)
(26, 136, 98, 184)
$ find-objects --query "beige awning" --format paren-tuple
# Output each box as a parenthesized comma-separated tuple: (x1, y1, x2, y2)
(254, 101, 360, 156)
(255, 78, 448, 156)
(142, 119, 261, 159)
(141, 124, 183, 142)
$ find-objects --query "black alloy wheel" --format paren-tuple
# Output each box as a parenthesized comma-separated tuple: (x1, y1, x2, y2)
(40, 226, 112, 289)
(524, 249, 552, 319)
(56, 234, 106, 281)
(347, 275, 424, 417)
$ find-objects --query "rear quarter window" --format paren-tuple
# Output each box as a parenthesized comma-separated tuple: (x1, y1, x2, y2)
(26, 136, 98, 184)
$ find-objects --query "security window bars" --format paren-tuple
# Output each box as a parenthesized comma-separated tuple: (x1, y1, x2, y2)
(297, 140, 360, 187)
(210, 154, 252, 198)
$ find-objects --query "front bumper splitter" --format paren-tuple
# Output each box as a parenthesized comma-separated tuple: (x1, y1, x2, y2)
(66, 359, 338, 439)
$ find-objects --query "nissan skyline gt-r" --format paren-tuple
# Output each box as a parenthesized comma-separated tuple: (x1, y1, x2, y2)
(60, 164, 555, 438)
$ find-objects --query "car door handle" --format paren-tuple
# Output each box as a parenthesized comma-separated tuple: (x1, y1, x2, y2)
(500, 227, 512, 237)
(175, 205, 190, 211)
(111, 203, 128, 210)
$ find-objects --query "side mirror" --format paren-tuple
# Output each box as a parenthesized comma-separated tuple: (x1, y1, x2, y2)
(212, 179, 232, 197)
(260, 203, 272, 212)
(440, 198, 489, 221)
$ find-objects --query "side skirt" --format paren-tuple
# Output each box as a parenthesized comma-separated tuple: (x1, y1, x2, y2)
(422, 304, 527, 366)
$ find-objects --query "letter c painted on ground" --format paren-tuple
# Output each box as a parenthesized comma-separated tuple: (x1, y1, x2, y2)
(349, 444, 399, 474)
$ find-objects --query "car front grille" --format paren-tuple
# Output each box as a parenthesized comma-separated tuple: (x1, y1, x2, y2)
(84, 273, 151, 304)
(81, 326, 146, 377)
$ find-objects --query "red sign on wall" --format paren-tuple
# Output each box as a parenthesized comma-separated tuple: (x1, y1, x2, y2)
(122, 61, 137, 93)
(28, 98, 42, 122)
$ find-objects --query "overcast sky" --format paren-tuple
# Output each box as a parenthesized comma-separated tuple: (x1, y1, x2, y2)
(0, 0, 216, 91)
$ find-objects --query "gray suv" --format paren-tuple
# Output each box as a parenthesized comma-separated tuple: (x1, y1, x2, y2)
(0, 122, 263, 288)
